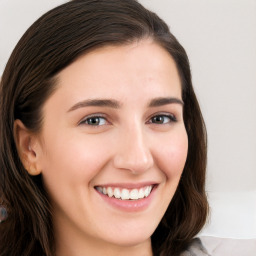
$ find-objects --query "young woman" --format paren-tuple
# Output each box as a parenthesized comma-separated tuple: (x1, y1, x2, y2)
(0, 0, 208, 255)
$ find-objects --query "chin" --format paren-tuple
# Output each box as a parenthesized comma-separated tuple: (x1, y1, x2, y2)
(100, 224, 155, 248)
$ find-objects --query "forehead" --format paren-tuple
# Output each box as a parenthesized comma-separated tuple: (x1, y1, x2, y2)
(48, 40, 182, 108)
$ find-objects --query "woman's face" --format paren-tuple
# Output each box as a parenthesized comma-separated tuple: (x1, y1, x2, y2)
(35, 40, 188, 251)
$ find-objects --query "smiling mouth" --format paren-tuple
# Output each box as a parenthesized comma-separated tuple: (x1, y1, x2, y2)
(95, 185, 154, 200)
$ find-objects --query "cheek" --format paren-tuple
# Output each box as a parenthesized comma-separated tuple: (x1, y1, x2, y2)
(157, 129, 188, 179)
(39, 135, 113, 217)
(40, 133, 112, 185)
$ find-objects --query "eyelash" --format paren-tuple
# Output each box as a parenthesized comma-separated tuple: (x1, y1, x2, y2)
(79, 114, 108, 126)
(79, 113, 177, 127)
(147, 114, 177, 125)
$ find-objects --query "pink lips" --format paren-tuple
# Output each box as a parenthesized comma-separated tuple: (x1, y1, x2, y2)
(94, 183, 157, 212)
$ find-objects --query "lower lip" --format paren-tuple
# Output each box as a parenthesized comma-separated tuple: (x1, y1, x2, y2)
(95, 186, 157, 212)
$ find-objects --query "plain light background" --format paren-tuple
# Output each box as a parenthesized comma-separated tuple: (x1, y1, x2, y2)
(0, 0, 255, 239)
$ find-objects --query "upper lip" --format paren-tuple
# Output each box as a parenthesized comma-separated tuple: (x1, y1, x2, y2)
(94, 182, 158, 189)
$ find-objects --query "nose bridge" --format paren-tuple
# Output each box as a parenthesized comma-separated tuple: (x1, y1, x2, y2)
(113, 121, 154, 174)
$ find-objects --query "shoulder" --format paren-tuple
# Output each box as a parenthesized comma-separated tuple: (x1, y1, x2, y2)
(180, 238, 211, 256)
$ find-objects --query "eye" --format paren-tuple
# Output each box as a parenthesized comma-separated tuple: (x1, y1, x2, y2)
(79, 116, 108, 126)
(149, 114, 177, 124)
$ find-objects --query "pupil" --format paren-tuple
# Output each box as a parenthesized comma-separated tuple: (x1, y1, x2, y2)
(153, 116, 163, 124)
(89, 117, 99, 125)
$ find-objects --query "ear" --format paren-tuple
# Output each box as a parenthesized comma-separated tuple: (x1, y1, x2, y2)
(13, 119, 42, 176)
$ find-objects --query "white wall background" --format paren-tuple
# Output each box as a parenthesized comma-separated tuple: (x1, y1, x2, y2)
(0, 0, 255, 239)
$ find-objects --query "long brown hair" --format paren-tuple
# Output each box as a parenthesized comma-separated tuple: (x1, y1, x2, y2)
(0, 0, 208, 255)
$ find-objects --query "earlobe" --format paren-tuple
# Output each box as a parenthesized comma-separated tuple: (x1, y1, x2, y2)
(13, 120, 42, 176)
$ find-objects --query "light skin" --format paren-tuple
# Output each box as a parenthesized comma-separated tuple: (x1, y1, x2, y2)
(15, 39, 188, 256)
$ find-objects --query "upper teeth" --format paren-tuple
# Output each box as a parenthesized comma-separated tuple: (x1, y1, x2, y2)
(96, 185, 153, 200)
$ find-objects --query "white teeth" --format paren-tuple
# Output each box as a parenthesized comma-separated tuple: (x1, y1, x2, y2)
(145, 186, 151, 197)
(113, 188, 121, 199)
(121, 189, 130, 200)
(130, 189, 139, 200)
(96, 185, 153, 200)
(139, 188, 144, 198)
(107, 187, 113, 197)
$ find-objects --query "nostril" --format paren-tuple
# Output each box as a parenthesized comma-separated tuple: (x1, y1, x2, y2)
(113, 152, 154, 174)
(113, 131, 154, 173)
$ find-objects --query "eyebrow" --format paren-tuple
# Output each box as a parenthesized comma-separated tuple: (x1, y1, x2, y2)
(148, 97, 184, 107)
(68, 97, 183, 112)
(68, 99, 121, 112)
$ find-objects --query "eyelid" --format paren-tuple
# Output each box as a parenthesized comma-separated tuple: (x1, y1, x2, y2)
(147, 112, 177, 124)
(78, 113, 109, 126)
(77, 111, 178, 127)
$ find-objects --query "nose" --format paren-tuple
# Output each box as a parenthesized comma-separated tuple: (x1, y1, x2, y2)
(113, 126, 154, 174)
